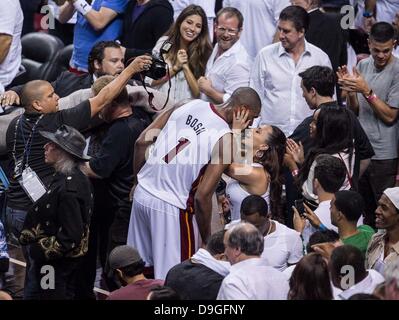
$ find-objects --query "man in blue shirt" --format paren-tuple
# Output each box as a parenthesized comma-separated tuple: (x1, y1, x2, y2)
(59, 0, 129, 72)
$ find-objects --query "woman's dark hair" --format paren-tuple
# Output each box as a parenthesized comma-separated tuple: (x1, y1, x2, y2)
(164, 5, 212, 79)
(299, 105, 354, 186)
(288, 253, 333, 300)
(257, 126, 286, 223)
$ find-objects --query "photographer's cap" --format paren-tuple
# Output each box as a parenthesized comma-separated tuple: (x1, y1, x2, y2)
(108, 245, 142, 270)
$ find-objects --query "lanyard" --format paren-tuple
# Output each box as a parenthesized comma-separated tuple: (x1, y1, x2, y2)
(12, 114, 44, 170)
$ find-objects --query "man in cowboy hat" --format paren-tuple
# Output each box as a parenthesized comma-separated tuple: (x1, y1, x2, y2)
(19, 125, 93, 300)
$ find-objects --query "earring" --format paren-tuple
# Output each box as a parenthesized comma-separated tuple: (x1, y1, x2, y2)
(255, 150, 264, 159)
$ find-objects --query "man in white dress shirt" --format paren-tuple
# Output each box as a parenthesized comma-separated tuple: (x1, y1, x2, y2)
(250, 5, 331, 136)
(223, 0, 291, 59)
(217, 222, 289, 300)
(198, 7, 252, 104)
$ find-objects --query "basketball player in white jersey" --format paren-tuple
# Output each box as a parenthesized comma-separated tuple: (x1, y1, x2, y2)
(127, 87, 261, 279)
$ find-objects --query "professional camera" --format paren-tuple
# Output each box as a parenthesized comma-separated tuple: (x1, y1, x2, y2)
(139, 40, 173, 111)
(142, 56, 167, 80)
(141, 40, 172, 80)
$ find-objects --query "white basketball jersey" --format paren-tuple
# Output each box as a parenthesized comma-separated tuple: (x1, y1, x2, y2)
(138, 100, 231, 209)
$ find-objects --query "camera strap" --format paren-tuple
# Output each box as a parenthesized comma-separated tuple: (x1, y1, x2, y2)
(139, 65, 171, 112)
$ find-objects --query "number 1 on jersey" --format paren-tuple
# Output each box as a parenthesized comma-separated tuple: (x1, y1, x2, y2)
(163, 137, 191, 164)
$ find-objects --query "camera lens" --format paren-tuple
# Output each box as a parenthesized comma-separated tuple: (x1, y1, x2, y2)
(143, 56, 167, 80)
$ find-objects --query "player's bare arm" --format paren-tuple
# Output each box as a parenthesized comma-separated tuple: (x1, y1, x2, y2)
(194, 133, 232, 245)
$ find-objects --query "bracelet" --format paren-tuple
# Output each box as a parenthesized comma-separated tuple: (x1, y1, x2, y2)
(363, 11, 374, 18)
(291, 169, 299, 177)
(364, 89, 377, 103)
(73, 0, 92, 16)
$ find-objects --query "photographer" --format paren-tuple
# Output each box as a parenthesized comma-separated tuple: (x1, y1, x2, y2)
(149, 5, 212, 102)
(80, 75, 151, 290)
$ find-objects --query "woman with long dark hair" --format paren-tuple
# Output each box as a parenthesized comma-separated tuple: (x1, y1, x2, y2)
(288, 253, 333, 300)
(287, 105, 354, 203)
(150, 4, 213, 102)
(225, 119, 287, 223)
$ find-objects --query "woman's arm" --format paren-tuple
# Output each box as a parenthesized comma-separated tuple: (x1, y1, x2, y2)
(182, 63, 200, 98)
(225, 163, 268, 192)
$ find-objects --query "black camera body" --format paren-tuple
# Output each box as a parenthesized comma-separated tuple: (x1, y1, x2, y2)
(142, 40, 173, 80)
(143, 56, 167, 80)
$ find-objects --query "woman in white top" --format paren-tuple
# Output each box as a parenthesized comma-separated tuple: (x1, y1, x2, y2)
(287, 104, 355, 204)
(150, 5, 212, 102)
(224, 113, 287, 222)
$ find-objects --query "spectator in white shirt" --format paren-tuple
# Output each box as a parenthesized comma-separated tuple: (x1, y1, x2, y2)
(0, 0, 23, 94)
(293, 154, 347, 245)
(250, 5, 332, 136)
(217, 222, 289, 300)
(329, 245, 385, 300)
(240, 195, 303, 271)
(198, 7, 252, 103)
(223, 0, 291, 59)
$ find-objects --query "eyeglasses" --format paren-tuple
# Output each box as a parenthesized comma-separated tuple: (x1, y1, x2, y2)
(216, 26, 240, 36)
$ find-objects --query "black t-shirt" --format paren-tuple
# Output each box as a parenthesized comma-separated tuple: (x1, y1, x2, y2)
(289, 101, 375, 190)
(165, 260, 224, 300)
(89, 109, 150, 213)
(6, 101, 91, 210)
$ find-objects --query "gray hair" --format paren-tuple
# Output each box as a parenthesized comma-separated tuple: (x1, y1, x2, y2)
(227, 222, 264, 256)
(385, 259, 399, 287)
(53, 147, 81, 175)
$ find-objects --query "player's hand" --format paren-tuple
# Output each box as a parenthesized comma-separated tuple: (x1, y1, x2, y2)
(232, 108, 250, 131)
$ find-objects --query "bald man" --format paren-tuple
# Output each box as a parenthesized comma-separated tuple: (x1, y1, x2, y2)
(5, 55, 152, 244)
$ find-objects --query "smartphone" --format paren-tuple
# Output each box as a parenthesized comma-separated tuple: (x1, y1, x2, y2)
(294, 199, 305, 217)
